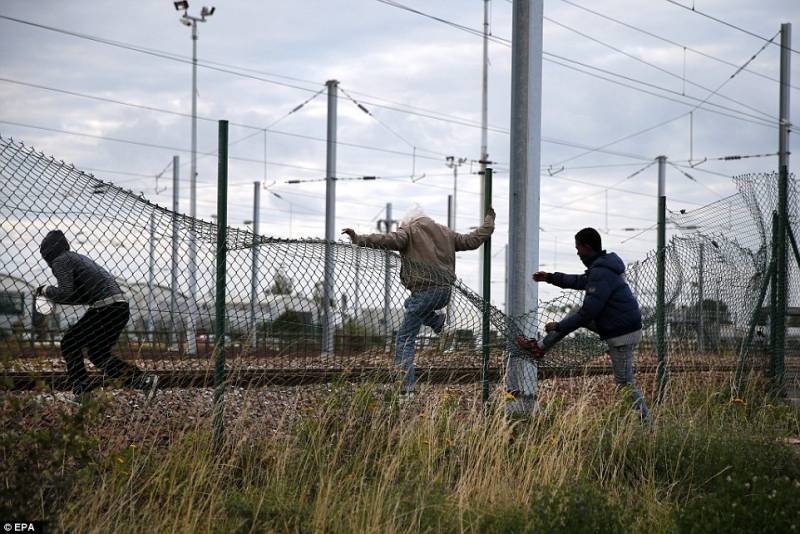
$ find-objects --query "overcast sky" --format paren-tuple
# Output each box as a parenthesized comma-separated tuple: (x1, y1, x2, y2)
(1, 0, 797, 306)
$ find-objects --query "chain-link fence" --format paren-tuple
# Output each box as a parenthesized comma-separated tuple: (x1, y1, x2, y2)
(1, 136, 797, 405)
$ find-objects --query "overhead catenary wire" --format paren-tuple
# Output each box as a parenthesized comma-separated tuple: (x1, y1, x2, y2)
(558, 0, 800, 92)
(542, 160, 657, 214)
(373, 0, 778, 128)
(0, 14, 508, 135)
(0, 120, 369, 178)
(543, 15, 779, 122)
(0, 77, 457, 166)
(0, 13, 777, 135)
(663, 0, 800, 55)
(550, 27, 780, 171)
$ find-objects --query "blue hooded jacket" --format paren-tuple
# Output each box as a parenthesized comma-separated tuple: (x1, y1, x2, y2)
(549, 251, 642, 340)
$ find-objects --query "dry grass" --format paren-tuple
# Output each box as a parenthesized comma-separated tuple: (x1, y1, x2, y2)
(3, 371, 800, 533)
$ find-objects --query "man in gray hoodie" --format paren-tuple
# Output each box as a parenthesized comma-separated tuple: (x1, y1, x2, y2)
(343, 206, 495, 396)
(38, 230, 158, 401)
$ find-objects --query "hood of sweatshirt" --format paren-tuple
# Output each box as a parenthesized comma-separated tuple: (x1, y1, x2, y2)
(40, 230, 70, 266)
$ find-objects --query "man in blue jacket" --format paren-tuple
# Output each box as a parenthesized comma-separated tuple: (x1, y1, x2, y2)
(517, 227, 650, 421)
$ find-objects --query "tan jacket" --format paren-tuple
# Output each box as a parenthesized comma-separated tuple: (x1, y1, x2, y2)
(355, 214, 495, 290)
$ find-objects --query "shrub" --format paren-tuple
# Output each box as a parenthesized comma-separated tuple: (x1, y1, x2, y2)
(675, 474, 800, 533)
(0, 395, 100, 520)
(476, 482, 626, 534)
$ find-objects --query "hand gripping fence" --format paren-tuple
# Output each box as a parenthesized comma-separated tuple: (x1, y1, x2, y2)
(0, 135, 797, 406)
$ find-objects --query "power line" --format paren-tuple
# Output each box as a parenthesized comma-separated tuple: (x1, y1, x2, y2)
(0, 77, 453, 165)
(0, 14, 510, 136)
(543, 55, 776, 130)
(663, 0, 800, 55)
(547, 26, 782, 169)
(543, 171, 708, 207)
(544, 15, 778, 122)
(544, 51, 776, 128)
(547, 113, 688, 168)
(376, 0, 778, 133)
(558, 0, 799, 92)
(1, 11, 775, 136)
(379, 175, 656, 223)
(0, 120, 369, 177)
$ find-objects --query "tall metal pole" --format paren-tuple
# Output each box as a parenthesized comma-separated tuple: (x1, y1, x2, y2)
(188, 19, 198, 326)
(147, 213, 156, 343)
(774, 22, 791, 390)
(479, 0, 490, 298)
(213, 120, 229, 449)
(322, 80, 338, 356)
(656, 155, 667, 402)
(170, 155, 180, 345)
(383, 202, 393, 343)
(698, 242, 705, 353)
(250, 181, 260, 352)
(447, 194, 453, 230)
(354, 246, 360, 320)
(453, 164, 458, 231)
(481, 168, 493, 405)
(505, 0, 543, 415)
(446, 158, 466, 230)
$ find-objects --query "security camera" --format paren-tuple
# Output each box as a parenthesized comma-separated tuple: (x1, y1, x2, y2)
(180, 15, 192, 26)
(201, 6, 215, 16)
(173, 1, 189, 11)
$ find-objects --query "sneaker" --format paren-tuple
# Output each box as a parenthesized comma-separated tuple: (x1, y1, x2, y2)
(136, 374, 159, 401)
(515, 335, 546, 360)
(399, 390, 416, 404)
(432, 312, 446, 334)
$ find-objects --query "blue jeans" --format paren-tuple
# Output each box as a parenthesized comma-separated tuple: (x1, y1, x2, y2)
(540, 326, 650, 422)
(395, 286, 451, 393)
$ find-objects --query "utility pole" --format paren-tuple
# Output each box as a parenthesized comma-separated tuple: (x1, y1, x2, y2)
(322, 79, 338, 356)
(250, 181, 260, 352)
(479, 0, 490, 298)
(446, 156, 467, 231)
(378, 203, 397, 348)
(170, 155, 180, 346)
(174, 3, 215, 355)
(505, 0, 543, 416)
(147, 212, 156, 343)
(656, 155, 667, 402)
(698, 242, 704, 353)
(773, 22, 791, 388)
(447, 195, 453, 230)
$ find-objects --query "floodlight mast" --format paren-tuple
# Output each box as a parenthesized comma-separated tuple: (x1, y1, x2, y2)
(174, 2, 215, 354)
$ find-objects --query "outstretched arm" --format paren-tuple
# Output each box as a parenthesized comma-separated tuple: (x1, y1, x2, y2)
(547, 271, 588, 290)
(453, 208, 495, 251)
(342, 227, 409, 251)
(555, 271, 611, 335)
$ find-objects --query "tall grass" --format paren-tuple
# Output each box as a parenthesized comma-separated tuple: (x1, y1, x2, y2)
(4, 373, 800, 533)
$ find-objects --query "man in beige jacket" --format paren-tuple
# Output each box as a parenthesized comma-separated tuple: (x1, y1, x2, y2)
(342, 206, 495, 396)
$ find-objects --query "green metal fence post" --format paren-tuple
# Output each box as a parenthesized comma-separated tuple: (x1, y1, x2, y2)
(774, 165, 788, 391)
(788, 223, 800, 271)
(769, 212, 779, 381)
(734, 258, 775, 397)
(213, 120, 229, 449)
(735, 212, 779, 397)
(481, 167, 492, 405)
(656, 156, 667, 403)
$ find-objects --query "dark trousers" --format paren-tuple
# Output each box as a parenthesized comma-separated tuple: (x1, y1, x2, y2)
(61, 302, 140, 393)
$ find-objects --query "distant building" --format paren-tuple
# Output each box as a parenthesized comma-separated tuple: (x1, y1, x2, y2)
(0, 273, 33, 335)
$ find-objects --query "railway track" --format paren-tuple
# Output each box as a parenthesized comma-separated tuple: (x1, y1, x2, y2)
(1, 364, 736, 391)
